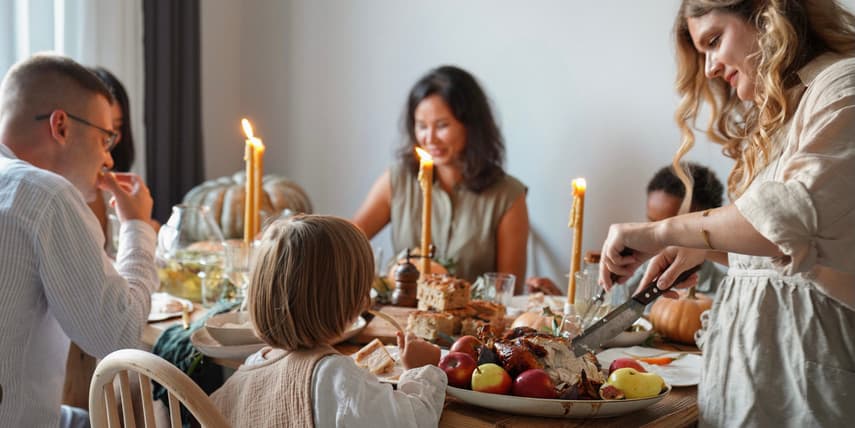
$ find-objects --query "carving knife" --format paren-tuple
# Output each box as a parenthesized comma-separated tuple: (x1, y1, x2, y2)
(570, 264, 702, 357)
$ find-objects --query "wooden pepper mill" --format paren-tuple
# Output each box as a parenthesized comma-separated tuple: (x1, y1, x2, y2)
(391, 249, 419, 307)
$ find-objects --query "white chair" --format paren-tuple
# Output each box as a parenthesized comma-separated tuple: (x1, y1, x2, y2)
(89, 349, 229, 428)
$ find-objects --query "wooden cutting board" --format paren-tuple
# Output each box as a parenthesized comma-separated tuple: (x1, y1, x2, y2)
(354, 306, 416, 345)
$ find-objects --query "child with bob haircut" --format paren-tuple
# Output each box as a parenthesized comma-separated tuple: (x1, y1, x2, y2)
(210, 215, 447, 427)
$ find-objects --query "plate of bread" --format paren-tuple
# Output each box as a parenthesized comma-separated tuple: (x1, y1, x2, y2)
(351, 339, 448, 384)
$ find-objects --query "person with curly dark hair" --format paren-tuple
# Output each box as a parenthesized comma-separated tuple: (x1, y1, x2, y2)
(646, 162, 724, 221)
(353, 65, 529, 288)
(527, 162, 726, 295)
(631, 162, 728, 294)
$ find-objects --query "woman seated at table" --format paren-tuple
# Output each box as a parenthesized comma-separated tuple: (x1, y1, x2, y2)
(353, 65, 529, 289)
(211, 215, 446, 426)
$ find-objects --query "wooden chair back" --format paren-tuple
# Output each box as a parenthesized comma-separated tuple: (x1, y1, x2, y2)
(89, 349, 229, 428)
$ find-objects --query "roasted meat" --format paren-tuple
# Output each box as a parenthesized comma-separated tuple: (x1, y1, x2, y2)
(494, 337, 545, 376)
(477, 326, 606, 398)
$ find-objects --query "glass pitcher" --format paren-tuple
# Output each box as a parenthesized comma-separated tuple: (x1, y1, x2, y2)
(156, 204, 225, 302)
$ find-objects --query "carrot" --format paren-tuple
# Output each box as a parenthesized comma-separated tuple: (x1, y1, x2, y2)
(636, 356, 675, 365)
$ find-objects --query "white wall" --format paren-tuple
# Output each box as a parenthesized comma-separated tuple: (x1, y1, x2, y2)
(200, 0, 854, 288)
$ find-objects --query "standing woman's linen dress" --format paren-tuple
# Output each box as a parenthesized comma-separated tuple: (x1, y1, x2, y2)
(698, 54, 855, 427)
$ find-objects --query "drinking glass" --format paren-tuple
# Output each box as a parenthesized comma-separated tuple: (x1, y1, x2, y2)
(373, 246, 385, 277)
(483, 272, 516, 306)
(106, 213, 120, 258)
(222, 240, 259, 308)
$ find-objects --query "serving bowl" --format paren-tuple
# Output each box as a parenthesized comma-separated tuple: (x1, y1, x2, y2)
(204, 311, 262, 346)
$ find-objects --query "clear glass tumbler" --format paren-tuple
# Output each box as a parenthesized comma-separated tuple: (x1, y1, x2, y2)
(483, 272, 516, 306)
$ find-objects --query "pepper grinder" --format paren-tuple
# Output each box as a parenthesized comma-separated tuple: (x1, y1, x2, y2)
(391, 249, 419, 307)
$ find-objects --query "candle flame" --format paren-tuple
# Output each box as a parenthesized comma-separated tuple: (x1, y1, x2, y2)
(414, 147, 433, 162)
(572, 178, 587, 195)
(241, 118, 264, 148)
(241, 118, 255, 139)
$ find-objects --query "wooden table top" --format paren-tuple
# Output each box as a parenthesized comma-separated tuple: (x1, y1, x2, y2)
(143, 305, 700, 427)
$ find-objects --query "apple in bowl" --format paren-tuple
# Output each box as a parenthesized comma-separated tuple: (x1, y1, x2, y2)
(604, 368, 665, 399)
(512, 369, 557, 399)
(439, 352, 477, 388)
(608, 357, 646, 375)
(449, 335, 482, 361)
(471, 363, 512, 395)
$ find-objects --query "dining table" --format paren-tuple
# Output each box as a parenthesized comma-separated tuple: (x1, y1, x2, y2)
(141, 303, 701, 427)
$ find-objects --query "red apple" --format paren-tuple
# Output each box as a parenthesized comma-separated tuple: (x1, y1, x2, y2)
(512, 369, 557, 399)
(450, 335, 482, 360)
(438, 352, 477, 388)
(608, 357, 646, 375)
(471, 363, 512, 394)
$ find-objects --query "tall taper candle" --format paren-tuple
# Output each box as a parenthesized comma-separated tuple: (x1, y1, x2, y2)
(567, 178, 586, 306)
(252, 140, 265, 237)
(415, 147, 434, 276)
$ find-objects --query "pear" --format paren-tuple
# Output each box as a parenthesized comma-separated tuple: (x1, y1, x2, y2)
(605, 368, 665, 399)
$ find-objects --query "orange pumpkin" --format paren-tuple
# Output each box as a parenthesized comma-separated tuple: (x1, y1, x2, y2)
(649, 287, 712, 345)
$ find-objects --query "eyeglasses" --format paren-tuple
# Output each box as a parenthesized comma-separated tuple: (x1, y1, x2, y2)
(35, 112, 119, 152)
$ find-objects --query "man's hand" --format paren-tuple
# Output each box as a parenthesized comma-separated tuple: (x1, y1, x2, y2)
(97, 172, 153, 224)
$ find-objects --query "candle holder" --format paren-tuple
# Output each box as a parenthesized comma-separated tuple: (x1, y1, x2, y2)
(391, 249, 419, 307)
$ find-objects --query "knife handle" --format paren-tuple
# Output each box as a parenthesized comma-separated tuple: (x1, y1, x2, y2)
(632, 264, 702, 305)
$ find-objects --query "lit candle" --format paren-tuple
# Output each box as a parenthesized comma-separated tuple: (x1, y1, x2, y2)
(567, 178, 586, 306)
(253, 139, 265, 237)
(415, 147, 433, 276)
(241, 119, 265, 242)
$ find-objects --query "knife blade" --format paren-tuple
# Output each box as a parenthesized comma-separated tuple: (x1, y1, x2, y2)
(570, 264, 702, 357)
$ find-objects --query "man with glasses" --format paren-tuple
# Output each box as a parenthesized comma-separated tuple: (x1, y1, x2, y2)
(0, 54, 158, 427)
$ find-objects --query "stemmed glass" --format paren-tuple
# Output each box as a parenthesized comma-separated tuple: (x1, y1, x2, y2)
(223, 240, 259, 309)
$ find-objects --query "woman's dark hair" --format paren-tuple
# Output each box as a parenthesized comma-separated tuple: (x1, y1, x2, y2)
(90, 67, 135, 172)
(397, 65, 505, 193)
(647, 162, 723, 211)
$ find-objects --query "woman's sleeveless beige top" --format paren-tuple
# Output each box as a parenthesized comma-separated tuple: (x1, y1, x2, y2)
(390, 163, 526, 281)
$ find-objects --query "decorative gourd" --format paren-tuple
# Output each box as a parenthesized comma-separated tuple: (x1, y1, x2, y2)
(511, 311, 556, 332)
(649, 287, 713, 345)
(182, 172, 313, 240)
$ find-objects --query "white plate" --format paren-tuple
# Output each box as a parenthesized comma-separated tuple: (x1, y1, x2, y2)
(333, 316, 368, 344)
(602, 318, 654, 348)
(148, 293, 193, 322)
(192, 316, 368, 361)
(351, 345, 448, 384)
(596, 346, 702, 387)
(446, 384, 671, 418)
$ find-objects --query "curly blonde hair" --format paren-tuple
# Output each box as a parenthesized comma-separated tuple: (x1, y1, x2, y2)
(672, 0, 855, 210)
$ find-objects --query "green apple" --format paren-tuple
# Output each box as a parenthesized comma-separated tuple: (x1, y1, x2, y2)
(605, 368, 665, 399)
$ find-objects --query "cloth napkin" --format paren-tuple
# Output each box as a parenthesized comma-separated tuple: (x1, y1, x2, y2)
(151, 301, 238, 426)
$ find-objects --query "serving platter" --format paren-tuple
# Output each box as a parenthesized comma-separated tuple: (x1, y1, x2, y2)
(446, 384, 671, 418)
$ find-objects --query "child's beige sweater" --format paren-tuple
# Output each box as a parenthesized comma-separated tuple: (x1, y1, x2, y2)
(210, 345, 338, 427)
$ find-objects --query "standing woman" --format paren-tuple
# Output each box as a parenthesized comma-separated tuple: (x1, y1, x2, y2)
(353, 66, 529, 289)
(599, 0, 855, 425)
